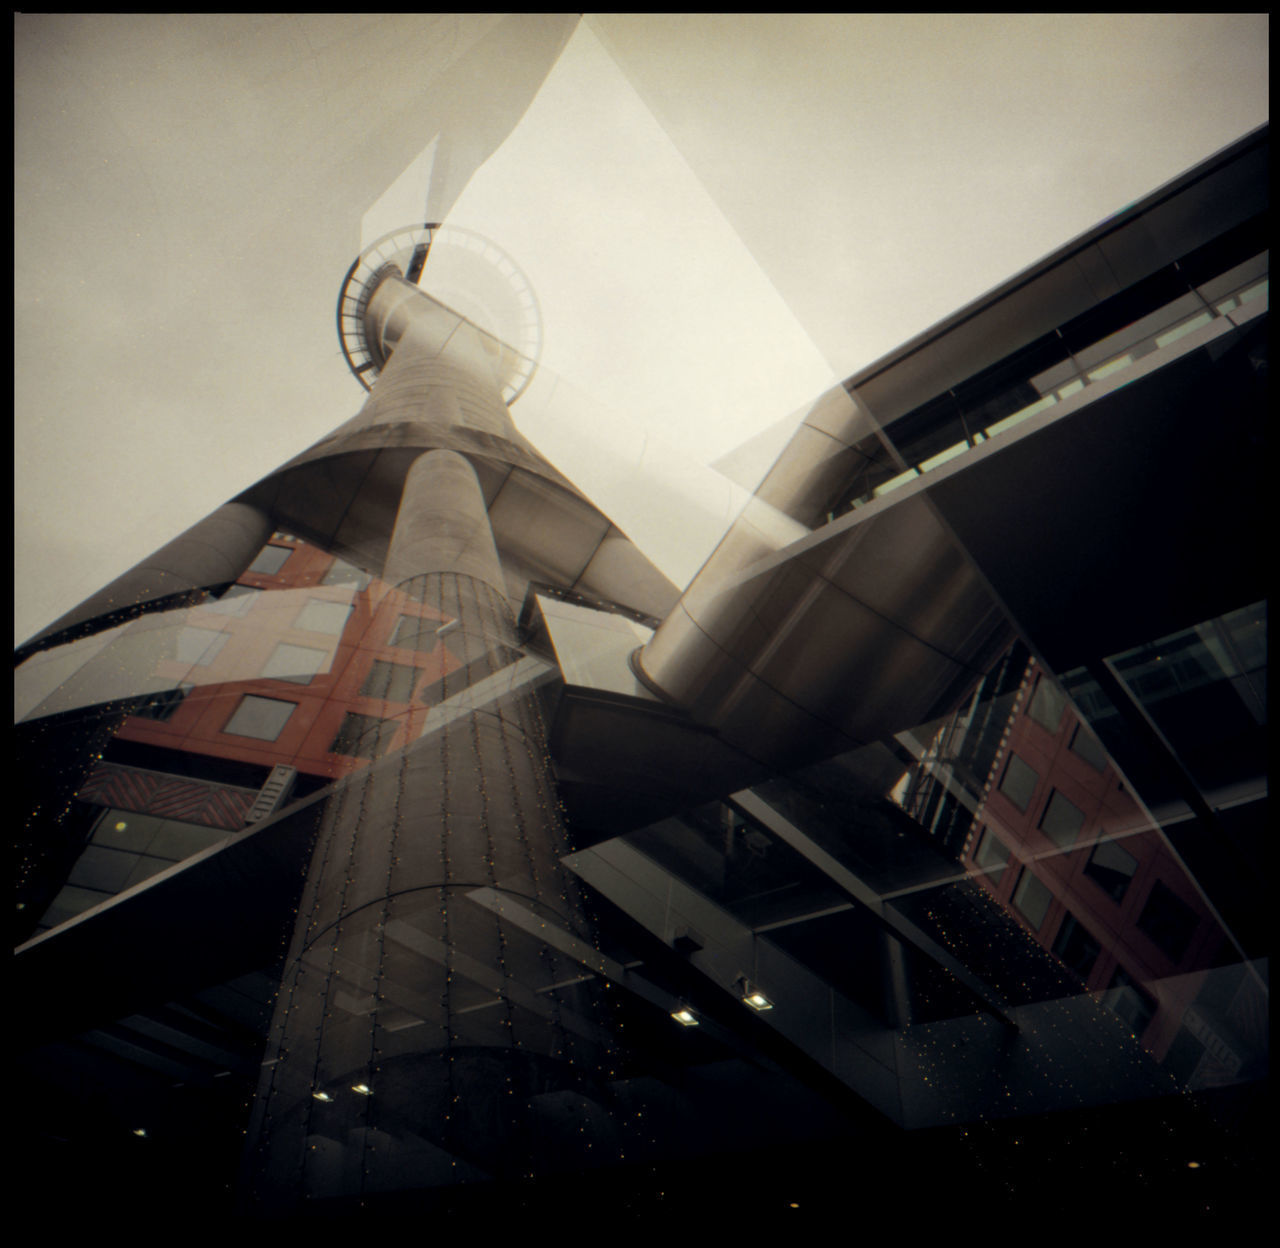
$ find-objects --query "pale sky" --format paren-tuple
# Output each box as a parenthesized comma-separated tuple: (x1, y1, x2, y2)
(14, 13, 1269, 646)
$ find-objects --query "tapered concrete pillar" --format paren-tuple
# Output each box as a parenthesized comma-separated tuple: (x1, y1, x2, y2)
(242, 448, 616, 1214)
(383, 449, 507, 595)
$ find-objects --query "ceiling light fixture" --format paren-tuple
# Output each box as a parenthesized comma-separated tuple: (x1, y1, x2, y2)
(737, 977, 774, 1010)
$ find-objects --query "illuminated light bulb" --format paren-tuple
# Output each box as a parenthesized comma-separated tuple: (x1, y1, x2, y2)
(670, 1007, 698, 1027)
(351, 1082, 373, 1095)
(312, 1091, 333, 1102)
(737, 977, 774, 1011)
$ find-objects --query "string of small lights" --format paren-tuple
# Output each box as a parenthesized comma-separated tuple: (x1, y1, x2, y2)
(437, 573, 460, 1163)
(301, 741, 375, 1200)
(356, 672, 411, 1200)
(249, 740, 356, 1205)
(237, 456, 636, 1203)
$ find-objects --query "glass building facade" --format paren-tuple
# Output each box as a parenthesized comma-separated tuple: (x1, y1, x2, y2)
(13, 118, 1267, 1225)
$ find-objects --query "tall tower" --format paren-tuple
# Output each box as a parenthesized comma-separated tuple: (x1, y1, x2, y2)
(13, 125, 1268, 1224)
(14, 223, 680, 1213)
(240, 227, 623, 1210)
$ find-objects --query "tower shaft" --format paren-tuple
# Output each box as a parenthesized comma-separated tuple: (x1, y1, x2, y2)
(243, 379, 609, 1213)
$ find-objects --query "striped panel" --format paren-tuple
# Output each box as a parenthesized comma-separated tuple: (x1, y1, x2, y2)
(76, 763, 257, 830)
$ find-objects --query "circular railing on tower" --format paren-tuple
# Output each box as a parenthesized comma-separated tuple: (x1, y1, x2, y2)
(336, 223, 542, 405)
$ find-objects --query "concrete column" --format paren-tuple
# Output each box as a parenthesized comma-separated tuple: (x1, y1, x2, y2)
(383, 449, 507, 596)
(242, 448, 616, 1213)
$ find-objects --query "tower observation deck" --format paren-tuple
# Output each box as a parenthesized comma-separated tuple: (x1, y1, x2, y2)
(337, 223, 543, 405)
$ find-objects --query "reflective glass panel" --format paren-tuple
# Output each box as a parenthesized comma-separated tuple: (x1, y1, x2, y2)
(247, 544, 292, 575)
(1039, 789, 1085, 850)
(262, 642, 330, 684)
(322, 558, 373, 589)
(1083, 837, 1138, 902)
(390, 614, 442, 652)
(1027, 675, 1066, 732)
(361, 659, 420, 702)
(224, 695, 297, 741)
(1068, 722, 1109, 771)
(1012, 867, 1053, 929)
(998, 753, 1039, 812)
(176, 627, 229, 665)
(330, 712, 399, 758)
(973, 827, 1011, 884)
(294, 599, 353, 635)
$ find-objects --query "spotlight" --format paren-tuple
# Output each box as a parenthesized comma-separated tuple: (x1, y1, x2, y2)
(670, 1005, 699, 1027)
(737, 977, 774, 1011)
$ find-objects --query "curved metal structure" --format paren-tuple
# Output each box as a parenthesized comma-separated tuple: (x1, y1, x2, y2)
(337, 223, 542, 405)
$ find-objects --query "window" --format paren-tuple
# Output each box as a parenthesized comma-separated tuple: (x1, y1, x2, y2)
(132, 683, 192, 722)
(1136, 880, 1198, 963)
(390, 613, 443, 652)
(294, 599, 352, 636)
(1086, 353, 1134, 381)
(973, 827, 1011, 884)
(224, 695, 297, 741)
(330, 712, 398, 759)
(322, 558, 372, 590)
(1068, 722, 1110, 771)
(419, 645, 522, 706)
(201, 585, 259, 616)
(1083, 837, 1138, 902)
(1101, 966, 1157, 1038)
(247, 544, 292, 576)
(1052, 913, 1101, 980)
(261, 642, 330, 685)
(1039, 789, 1085, 850)
(998, 753, 1039, 812)
(1027, 675, 1066, 733)
(361, 659, 420, 703)
(175, 626, 229, 665)
(1012, 867, 1053, 930)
